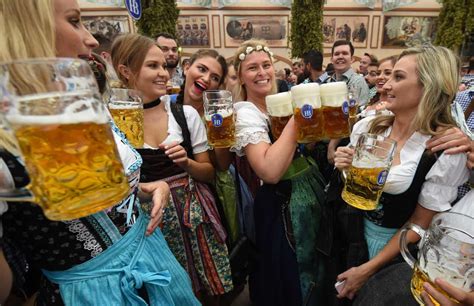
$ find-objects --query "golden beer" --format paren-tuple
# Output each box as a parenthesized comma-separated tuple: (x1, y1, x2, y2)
(205, 112, 235, 148)
(109, 106, 144, 147)
(294, 107, 324, 143)
(341, 165, 387, 210)
(170, 86, 181, 94)
(322, 106, 350, 139)
(12, 121, 129, 220)
(270, 115, 292, 140)
(411, 265, 459, 306)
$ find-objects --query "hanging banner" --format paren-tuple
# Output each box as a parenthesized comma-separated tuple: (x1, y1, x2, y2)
(353, 0, 376, 9)
(382, 0, 419, 12)
(177, 0, 212, 8)
(82, 0, 124, 6)
(217, 0, 291, 9)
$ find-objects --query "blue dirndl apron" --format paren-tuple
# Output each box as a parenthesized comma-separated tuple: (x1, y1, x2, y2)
(42, 213, 200, 306)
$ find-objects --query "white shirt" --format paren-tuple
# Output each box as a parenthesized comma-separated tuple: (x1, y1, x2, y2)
(351, 116, 469, 212)
(230, 102, 271, 157)
(451, 190, 474, 216)
(143, 96, 209, 155)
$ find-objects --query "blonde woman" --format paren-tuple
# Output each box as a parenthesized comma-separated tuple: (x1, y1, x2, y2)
(226, 39, 326, 305)
(334, 45, 470, 300)
(0, 1, 199, 305)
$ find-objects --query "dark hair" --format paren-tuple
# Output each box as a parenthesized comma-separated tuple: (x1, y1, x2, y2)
(303, 50, 323, 71)
(155, 32, 176, 41)
(176, 49, 228, 104)
(331, 40, 354, 56)
(325, 63, 335, 74)
(368, 61, 379, 67)
(284, 67, 291, 77)
(363, 53, 378, 64)
(87, 52, 108, 94)
(292, 61, 302, 67)
(93, 33, 118, 54)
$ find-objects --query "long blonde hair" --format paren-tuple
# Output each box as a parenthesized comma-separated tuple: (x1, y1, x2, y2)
(232, 39, 277, 102)
(0, 0, 57, 96)
(369, 45, 458, 136)
(0, 0, 56, 61)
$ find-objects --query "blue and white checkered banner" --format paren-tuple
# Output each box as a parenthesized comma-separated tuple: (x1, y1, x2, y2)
(352, 0, 418, 11)
(382, 0, 419, 11)
(82, 0, 124, 6)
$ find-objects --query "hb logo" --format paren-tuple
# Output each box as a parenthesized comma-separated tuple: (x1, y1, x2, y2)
(301, 104, 313, 119)
(126, 0, 142, 20)
(377, 170, 388, 185)
(211, 114, 223, 127)
(342, 101, 349, 115)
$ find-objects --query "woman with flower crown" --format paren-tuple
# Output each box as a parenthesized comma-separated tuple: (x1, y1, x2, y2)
(219, 39, 326, 305)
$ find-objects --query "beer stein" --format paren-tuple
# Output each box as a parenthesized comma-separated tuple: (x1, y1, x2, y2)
(341, 133, 396, 210)
(400, 212, 474, 305)
(0, 58, 129, 221)
(166, 80, 181, 95)
(107, 88, 144, 148)
(203, 90, 235, 148)
(265, 92, 293, 140)
(291, 83, 324, 143)
(320, 82, 352, 139)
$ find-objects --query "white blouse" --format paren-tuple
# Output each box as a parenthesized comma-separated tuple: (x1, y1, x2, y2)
(144, 95, 209, 155)
(230, 102, 271, 157)
(350, 117, 469, 212)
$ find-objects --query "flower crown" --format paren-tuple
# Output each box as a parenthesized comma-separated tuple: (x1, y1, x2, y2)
(237, 45, 274, 63)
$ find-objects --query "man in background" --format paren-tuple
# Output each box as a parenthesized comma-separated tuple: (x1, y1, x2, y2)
(326, 40, 369, 105)
(301, 50, 326, 84)
(156, 32, 184, 88)
(358, 52, 377, 76)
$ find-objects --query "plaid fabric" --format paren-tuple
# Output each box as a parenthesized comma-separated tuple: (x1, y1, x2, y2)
(454, 89, 473, 199)
(455, 89, 474, 129)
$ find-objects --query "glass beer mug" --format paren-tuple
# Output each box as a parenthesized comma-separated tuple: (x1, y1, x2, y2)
(0, 58, 129, 221)
(400, 212, 474, 305)
(107, 88, 144, 148)
(265, 92, 293, 140)
(341, 133, 396, 210)
(320, 82, 352, 139)
(203, 90, 235, 148)
(291, 83, 324, 143)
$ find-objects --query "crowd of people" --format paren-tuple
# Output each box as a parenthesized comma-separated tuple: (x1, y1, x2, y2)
(0, 0, 473, 306)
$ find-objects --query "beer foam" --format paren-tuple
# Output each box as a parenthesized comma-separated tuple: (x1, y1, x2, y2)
(290, 83, 321, 108)
(204, 109, 233, 121)
(6, 92, 108, 125)
(352, 156, 388, 169)
(108, 103, 142, 110)
(265, 92, 293, 117)
(320, 82, 348, 107)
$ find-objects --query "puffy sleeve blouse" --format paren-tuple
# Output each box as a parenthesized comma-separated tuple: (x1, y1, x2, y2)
(230, 102, 271, 157)
(350, 117, 469, 212)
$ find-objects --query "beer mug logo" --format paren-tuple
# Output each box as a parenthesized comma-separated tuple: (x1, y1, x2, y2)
(377, 170, 389, 185)
(342, 101, 349, 115)
(349, 99, 357, 107)
(301, 104, 313, 119)
(211, 113, 224, 127)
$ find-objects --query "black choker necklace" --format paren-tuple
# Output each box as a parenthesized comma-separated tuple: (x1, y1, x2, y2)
(143, 98, 162, 109)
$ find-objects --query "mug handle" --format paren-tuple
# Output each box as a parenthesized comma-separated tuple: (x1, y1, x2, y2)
(399, 223, 425, 268)
(0, 158, 34, 202)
